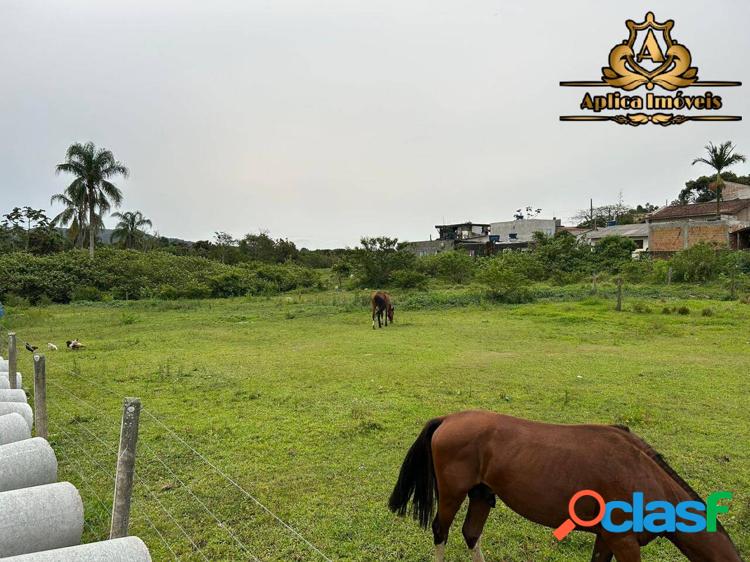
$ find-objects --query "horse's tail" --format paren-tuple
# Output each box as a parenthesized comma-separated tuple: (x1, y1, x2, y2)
(388, 417, 444, 529)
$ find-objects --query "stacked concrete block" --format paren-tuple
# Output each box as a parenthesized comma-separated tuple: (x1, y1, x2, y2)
(0, 482, 84, 557)
(0, 537, 152, 561)
(0, 402, 33, 430)
(0, 413, 31, 445)
(0, 437, 58, 492)
(0, 357, 152, 560)
(0, 372, 23, 388)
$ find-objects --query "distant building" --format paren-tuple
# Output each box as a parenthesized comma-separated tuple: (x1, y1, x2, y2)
(408, 222, 491, 256)
(488, 218, 561, 249)
(720, 181, 750, 201)
(409, 218, 571, 256)
(582, 223, 649, 251)
(647, 199, 750, 254)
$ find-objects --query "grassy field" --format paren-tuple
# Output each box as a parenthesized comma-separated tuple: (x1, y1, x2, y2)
(3, 290, 749, 561)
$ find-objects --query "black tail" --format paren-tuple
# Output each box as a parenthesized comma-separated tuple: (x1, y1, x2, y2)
(388, 417, 443, 529)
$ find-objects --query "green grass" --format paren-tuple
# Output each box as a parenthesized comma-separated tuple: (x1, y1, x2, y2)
(3, 291, 749, 561)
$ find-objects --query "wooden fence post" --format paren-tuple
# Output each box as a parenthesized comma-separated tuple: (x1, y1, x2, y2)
(615, 277, 623, 312)
(667, 266, 673, 286)
(8, 333, 18, 389)
(110, 397, 141, 539)
(591, 273, 598, 295)
(33, 354, 48, 439)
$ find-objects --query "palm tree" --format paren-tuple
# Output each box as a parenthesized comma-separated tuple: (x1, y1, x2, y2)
(111, 211, 152, 249)
(55, 142, 129, 257)
(692, 141, 746, 217)
(50, 181, 87, 248)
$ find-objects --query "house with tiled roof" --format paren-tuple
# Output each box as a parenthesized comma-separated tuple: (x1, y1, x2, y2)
(647, 198, 750, 254)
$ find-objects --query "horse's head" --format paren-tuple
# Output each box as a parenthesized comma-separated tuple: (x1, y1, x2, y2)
(388, 304, 395, 323)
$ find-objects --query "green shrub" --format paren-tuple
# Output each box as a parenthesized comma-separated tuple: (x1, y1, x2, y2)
(702, 307, 714, 317)
(477, 260, 534, 303)
(620, 259, 654, 284)
(677, 306, 690, 315)
(71, 286, 103, 302)
(391, 270, 428, 289)
(418, 251, 475, 284)
(631, 302, 652, 314)
(670, 243, 721, 282)
(592, 236, 637, 272)
(0, 248, 320, 304)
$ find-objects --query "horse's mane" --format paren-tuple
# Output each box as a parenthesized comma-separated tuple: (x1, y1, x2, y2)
(611, 425, 740, 553)
(611, 425, 702, 501)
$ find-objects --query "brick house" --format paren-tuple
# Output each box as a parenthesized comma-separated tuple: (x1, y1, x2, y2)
(647, 199, 750, 255)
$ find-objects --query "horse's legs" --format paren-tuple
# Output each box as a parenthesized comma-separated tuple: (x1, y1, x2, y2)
(462, 488, 493, 562)
(601, 534, 641, 562)
(590, 535, 614, 562)
(431, 492, 464, 562)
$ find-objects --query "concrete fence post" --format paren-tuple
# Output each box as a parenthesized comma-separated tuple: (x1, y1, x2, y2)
(615, 277, 623, 312)
(33, 354, 48, 439)
(110, 397, 141, 539)
(8, 333, 17, 389)
(667, 266, 673, 285)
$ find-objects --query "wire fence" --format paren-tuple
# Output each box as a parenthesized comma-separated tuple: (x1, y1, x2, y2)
(40, 364, 334, 561)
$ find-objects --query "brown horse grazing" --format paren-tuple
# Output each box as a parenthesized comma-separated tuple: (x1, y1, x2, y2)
(371, 291, 394, 329)
(389, 411, 742, 562)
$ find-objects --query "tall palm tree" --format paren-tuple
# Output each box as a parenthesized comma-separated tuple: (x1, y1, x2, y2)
(111, 211, 152, 249)
(50, 180, 87, 248)
(692, 141, 746, 217)
(55, 142, 129, 257)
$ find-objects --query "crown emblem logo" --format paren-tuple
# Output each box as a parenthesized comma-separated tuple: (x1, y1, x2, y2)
(601, 12, 698, 91)
(559, 12, 741, 126)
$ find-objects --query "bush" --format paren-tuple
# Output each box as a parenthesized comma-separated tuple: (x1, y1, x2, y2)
(670, 243, 722, 282)
(677, 306, 690, 315)
(631, 302, 652, 314)
(702, 307, 714, 317)
(0, 248, 321, 303)
(71, 286, 103, 302)
(477, 260, 534, 303)
(592, 236, 637, 272)
(418, 251, 475, 284)
(391, 270, 428, 289)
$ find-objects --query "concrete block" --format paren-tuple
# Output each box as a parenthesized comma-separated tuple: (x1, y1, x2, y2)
(0, 372, 23, 388)
(0, 389, 27, 403)
(0, 537, 151, 562)
(0, 413, 31, 445)
(0, 482, 84, 557)
(0, 437, 57, 492)
(0, 402, 33, 430)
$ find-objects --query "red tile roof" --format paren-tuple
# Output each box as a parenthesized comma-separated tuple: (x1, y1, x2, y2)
(649, 199, 750, 221)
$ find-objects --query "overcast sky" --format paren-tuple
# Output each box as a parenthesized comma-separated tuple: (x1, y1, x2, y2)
(1, 0, 748, 248)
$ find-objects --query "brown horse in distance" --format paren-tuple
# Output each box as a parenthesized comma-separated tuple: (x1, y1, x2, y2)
(389, 410, 742, 562)
(371, 291, 394, 329)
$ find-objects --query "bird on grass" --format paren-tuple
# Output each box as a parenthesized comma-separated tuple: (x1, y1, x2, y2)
(66, 339, 85, 350)
(47, 343, 58, 351)
(24, 342, 38, 352)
